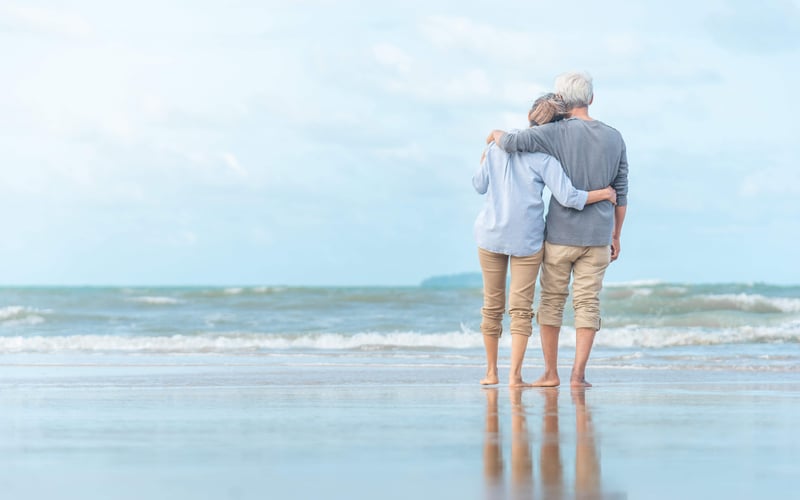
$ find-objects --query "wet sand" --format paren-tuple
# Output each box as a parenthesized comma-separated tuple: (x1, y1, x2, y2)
(1, 356, 798, 499)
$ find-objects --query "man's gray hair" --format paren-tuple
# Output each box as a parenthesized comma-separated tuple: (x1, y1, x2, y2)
(554, 71, 593, 109)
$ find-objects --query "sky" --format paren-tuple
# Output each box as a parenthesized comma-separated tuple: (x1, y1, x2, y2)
(1, 0, 799, 286)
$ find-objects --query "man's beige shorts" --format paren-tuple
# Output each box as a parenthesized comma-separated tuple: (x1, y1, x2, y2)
(537, 242, 611, 331)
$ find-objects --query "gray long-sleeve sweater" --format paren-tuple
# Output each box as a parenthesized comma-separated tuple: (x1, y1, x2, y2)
(498, 118, 628, 247)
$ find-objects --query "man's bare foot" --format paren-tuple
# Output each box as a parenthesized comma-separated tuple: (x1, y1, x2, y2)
(481, 370, 499, 385)
(530, 373, 560, 387)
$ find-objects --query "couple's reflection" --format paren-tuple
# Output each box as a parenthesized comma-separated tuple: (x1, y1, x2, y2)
(483, 387, 601, 499)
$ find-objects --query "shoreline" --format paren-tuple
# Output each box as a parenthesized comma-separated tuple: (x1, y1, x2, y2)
(3, 359, 798, 499)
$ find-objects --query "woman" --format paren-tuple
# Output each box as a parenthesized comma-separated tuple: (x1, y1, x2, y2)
(473, 94, 616, 386)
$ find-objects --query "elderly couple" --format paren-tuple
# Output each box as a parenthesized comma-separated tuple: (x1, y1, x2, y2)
(473, 71, 628, 388)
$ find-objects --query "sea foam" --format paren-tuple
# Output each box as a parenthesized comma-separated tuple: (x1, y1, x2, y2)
(129, 296, 183, 305)
(0, 306, 49, 326)
(0, 331, 482, 353)
(1, 323, 798, 354)
(697, 293, 800, 313)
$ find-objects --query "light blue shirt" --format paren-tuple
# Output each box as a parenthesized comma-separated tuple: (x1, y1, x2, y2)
(473, 142, 589, 256)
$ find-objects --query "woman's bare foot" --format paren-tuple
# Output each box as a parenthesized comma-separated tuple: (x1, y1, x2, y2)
(509, 376, 534, 387)
(570, 375, 592, 387)
(481, 369, 499, 385)
(530, 372, 560, 387)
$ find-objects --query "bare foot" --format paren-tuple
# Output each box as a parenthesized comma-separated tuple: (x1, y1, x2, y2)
(570, 376, 592, 388)
(530, 373, 560, 387)
(509, 377, 534, 387)
(481, 370, 499, 385)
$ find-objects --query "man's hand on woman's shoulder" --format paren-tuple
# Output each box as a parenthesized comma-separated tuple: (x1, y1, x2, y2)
(487, 130, 506, 145)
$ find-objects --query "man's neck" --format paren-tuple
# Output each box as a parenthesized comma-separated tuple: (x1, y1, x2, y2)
(568, 106, 592, 121)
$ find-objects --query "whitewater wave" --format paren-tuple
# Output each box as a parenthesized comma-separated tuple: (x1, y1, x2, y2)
(0, 332, 481, 353)
(593, 324, 800, 348)
(603, 291, 800, 316)
(605, 279, 665, 288)
(1, 323, 799, 354)
(129, 296, 183, 305)
(0, 306, 49, 326)
(252, 286, 288, 294)
(697, 294, 800, 313)
(196, 287, 288, 297)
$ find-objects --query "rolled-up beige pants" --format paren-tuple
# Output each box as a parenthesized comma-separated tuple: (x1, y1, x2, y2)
(537, 242, 611, 331)
(478, 247, 543, 337)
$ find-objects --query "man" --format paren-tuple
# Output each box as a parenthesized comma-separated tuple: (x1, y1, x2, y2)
(488, 71, 628, 387)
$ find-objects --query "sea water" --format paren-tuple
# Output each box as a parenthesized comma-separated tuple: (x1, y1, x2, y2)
(1, 283, 799, 499)
(2, 282, 799, 371)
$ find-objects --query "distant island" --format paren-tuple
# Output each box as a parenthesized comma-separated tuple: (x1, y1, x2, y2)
(420, 272, 483, 288)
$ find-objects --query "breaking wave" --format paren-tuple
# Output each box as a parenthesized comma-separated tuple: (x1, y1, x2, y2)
(1, 324, 798, 354)
(0, 306, 49, 326)
(128, 296, 183, 305)
(695, 294, 800, 313)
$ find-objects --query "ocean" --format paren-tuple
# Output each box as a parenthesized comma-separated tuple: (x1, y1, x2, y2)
(2, 281, 799, 372)
(2, 282, 799, 499)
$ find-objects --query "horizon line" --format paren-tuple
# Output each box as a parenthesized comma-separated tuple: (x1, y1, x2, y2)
(0, 280, 798, 288)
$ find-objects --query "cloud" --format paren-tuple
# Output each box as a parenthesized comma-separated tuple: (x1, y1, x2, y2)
(10, 45, 171, 144)
(1, 0, 799, 285)
(0, 4, 92, 38)
(499, 81, 550, 107)
(706, 0, 800, 52)
(739, 168, 800, 197)
(602, 33, 646, 58)
(220, 152, 247, 177)
(372, 43, 413, 73)
(417, 15, 560, 65)
(170, 230, 198, 247)
(441, 68, 491, 98)
(380, 67, 492, 102)
(371, 38, 549, 105)
(373, 142, 425, 161)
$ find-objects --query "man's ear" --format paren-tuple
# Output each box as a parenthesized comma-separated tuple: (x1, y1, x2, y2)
(589, 95, 594, 105)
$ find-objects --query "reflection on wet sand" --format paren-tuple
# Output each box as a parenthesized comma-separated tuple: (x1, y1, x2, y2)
(483, 387, 603, 499)
(510, 388, 533, 499)
(573, 389, 601, 498)
(483, 388, 504, 499)
(540, 388, 564, 499)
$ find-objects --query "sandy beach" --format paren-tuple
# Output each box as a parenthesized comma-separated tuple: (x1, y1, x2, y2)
(2, 354, 798, 500)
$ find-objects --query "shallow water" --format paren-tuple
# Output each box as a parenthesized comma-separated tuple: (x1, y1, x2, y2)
(1, 358, 798, 500)
(2, 284, 799, 498)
